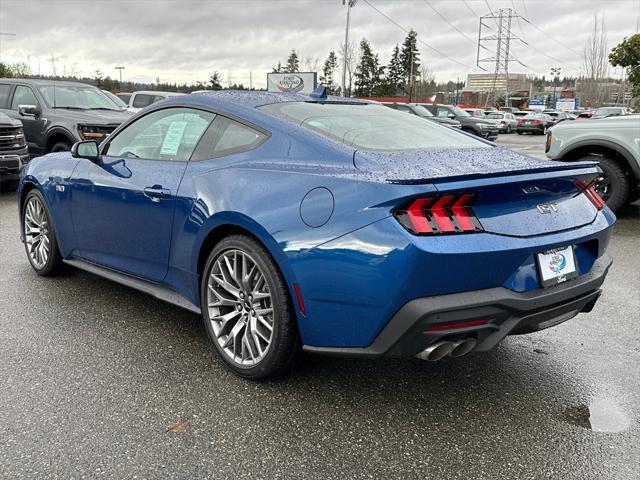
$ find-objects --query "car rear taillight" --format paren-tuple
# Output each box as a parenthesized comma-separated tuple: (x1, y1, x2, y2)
(575, 179, 606, 209)
(395, 194, 484, 235)
(531, 119, 541, 124)
(517, 119, 523, 124)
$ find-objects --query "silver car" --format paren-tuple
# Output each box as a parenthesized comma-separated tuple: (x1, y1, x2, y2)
(484, 111, 518, 134)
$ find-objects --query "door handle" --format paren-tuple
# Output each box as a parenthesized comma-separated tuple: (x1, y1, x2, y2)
(143, 186, 171, 202)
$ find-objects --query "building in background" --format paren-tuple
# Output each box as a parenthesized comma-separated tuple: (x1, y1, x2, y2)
(465, 73, 530, 94)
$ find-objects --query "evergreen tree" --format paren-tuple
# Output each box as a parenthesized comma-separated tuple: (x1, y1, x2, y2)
(209, 71, 223, 90)
(399, 30, 420, 94)
(320, 51, 339, 94)
(285, 50, 300, 73)
(384, 44, 403, 95)
(354, 39, 384, 96)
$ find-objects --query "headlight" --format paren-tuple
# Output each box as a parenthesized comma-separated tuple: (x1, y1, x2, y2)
(15, 128, 27, 147)
(477, 123, 489, 129)
(77, 125, 109, 140)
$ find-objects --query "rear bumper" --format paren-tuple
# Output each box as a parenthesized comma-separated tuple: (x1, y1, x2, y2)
(517, 125, 545, 133)
(303, 253, 612, 358)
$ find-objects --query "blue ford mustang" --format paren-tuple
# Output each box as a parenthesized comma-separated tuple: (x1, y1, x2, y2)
(18, 90, 614, 378)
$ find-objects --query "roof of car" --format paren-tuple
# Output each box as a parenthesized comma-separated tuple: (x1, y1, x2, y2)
(189, 90, 369, 108)
(133, 90, 185, 96)
(0, 78, 96, 88)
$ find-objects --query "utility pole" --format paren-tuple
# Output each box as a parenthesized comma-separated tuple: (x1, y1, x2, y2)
(341, 0, 357, 97)
(115, 66, 125, 84)
(0, 32, 17, 65)
(550, 67, 561, 109)
(477, 8, 527, 108)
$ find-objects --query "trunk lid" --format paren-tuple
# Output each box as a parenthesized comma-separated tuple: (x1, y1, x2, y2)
(354, 147, 602, 237)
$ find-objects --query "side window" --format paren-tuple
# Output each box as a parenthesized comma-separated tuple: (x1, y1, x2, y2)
(105, 107, 215, 161)
(214, 119, 266, 157)
(10, 86, 39, 110)
(396, 105, 410, 112)
(153, 95, 166, 104)
(436, 108, 450, 117)
(132, 94, 155, 109)
(117, 93, 131, 104)
(0, 84, 11, 108)
(192, 118, 267, 160)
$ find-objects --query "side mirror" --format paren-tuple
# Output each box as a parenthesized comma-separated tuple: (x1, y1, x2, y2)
(448, 113, 456, 119)
(18, 104, 41, 118)
(71, 140, 101, 162)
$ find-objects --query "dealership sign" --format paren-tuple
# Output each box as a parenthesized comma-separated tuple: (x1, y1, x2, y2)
(267, 72, 317, 94)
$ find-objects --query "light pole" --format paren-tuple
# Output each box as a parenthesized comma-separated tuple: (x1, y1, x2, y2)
(341, 0, 357, 97)
(550, 67, 561, 109)
(115, 66, 125, 84)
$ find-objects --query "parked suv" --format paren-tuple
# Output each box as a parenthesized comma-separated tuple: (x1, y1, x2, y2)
(546, 114, 640, 211)
(123, 90, 185, 113)
(0, 79, 132, 155)
(0, 112, 30, 191)
(421, 104, 498, 140)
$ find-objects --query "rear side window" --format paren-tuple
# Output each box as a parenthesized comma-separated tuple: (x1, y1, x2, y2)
(132, 94, 155, 108)
(191, 117, 267, 160)
(0, 84, 11, 108)
(116, 93, 131, 104)
(10, 86, 39, 110)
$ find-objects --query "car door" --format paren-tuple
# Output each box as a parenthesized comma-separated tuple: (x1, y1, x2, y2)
(70, 106, 215, 282)
(3, 85, 47, 154)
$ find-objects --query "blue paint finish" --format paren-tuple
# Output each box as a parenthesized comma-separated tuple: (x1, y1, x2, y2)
(17, 91, 616, 349)
(300, 187, 334, 227)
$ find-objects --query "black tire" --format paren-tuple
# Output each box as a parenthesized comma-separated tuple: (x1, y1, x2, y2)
(506, 125, 512, 134)
(581, 155, 630, 212)
(50, 141, 71, 153)
(22, 189, 65, 276)
(200, 235, 301, 379)
(517, 131, 523, 135)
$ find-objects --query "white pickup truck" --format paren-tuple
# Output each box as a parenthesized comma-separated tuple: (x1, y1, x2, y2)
(546, 114, 640, 212)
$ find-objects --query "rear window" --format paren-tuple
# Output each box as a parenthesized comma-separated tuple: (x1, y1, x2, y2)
(132, 94, 156, 108)
(260, 102, 486, 151)
(485, 113, 503, 119)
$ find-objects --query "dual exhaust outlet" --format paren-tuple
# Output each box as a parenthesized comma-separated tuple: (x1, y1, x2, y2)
(415, 338, 477, 362)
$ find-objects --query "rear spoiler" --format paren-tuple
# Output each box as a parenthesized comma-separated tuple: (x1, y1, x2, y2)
(387, 162, 600, 187)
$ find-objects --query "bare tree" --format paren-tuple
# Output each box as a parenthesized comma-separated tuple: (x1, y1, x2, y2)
(580, 14, 609, 107)
(339, 40, 359, 96)
(414, 66, 436, 99)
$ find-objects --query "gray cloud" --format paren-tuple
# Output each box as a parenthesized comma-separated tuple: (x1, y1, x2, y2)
(1, 0, 638, 87)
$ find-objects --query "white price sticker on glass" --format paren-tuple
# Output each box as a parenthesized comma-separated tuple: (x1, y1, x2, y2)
(160, 121, 187, 156)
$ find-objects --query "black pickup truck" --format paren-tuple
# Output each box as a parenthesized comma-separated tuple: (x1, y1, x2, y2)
(0, 112, 29, 191)
(0, 78, 132, 156)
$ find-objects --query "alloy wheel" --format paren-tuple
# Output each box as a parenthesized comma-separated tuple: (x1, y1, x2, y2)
(206, 249, 274, 367)
(24, 195, 51, 269)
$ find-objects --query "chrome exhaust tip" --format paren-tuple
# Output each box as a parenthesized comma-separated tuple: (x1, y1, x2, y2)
(449, 338, 477, 358)
(415, 341, 455, 362)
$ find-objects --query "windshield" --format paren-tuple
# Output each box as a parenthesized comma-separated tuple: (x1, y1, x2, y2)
(594, 107, 622, 116)
(411, 105, 434, 117)
(38, 84, 122, 110)
(103, 91, 127, 109)
(450, 106, 470, 117)
(485, 113, 503, 119)
(259, 102, 487, 151)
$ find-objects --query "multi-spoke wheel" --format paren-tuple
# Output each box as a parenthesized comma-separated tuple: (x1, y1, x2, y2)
(22, 190, 64, 275)
(201, 235, 300, 379)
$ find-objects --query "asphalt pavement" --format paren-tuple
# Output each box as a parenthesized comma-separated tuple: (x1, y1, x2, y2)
(0, 172, 639, 478)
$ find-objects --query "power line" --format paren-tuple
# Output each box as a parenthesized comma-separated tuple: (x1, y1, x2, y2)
(462, 0, 479, 19)
(361, 0, 479, 70)
(520, 0, 530, 19)
(422, 0, 477, 46)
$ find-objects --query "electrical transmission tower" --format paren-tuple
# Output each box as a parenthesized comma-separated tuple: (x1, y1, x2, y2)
(476, 8, 526, 107)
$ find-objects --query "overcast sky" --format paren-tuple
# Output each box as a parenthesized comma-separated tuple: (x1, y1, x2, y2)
(1, 0, 638, 88)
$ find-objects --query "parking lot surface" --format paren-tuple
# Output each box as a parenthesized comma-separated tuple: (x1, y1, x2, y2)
(495, 131, 548, 159)
(1, 189, 639, 479)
